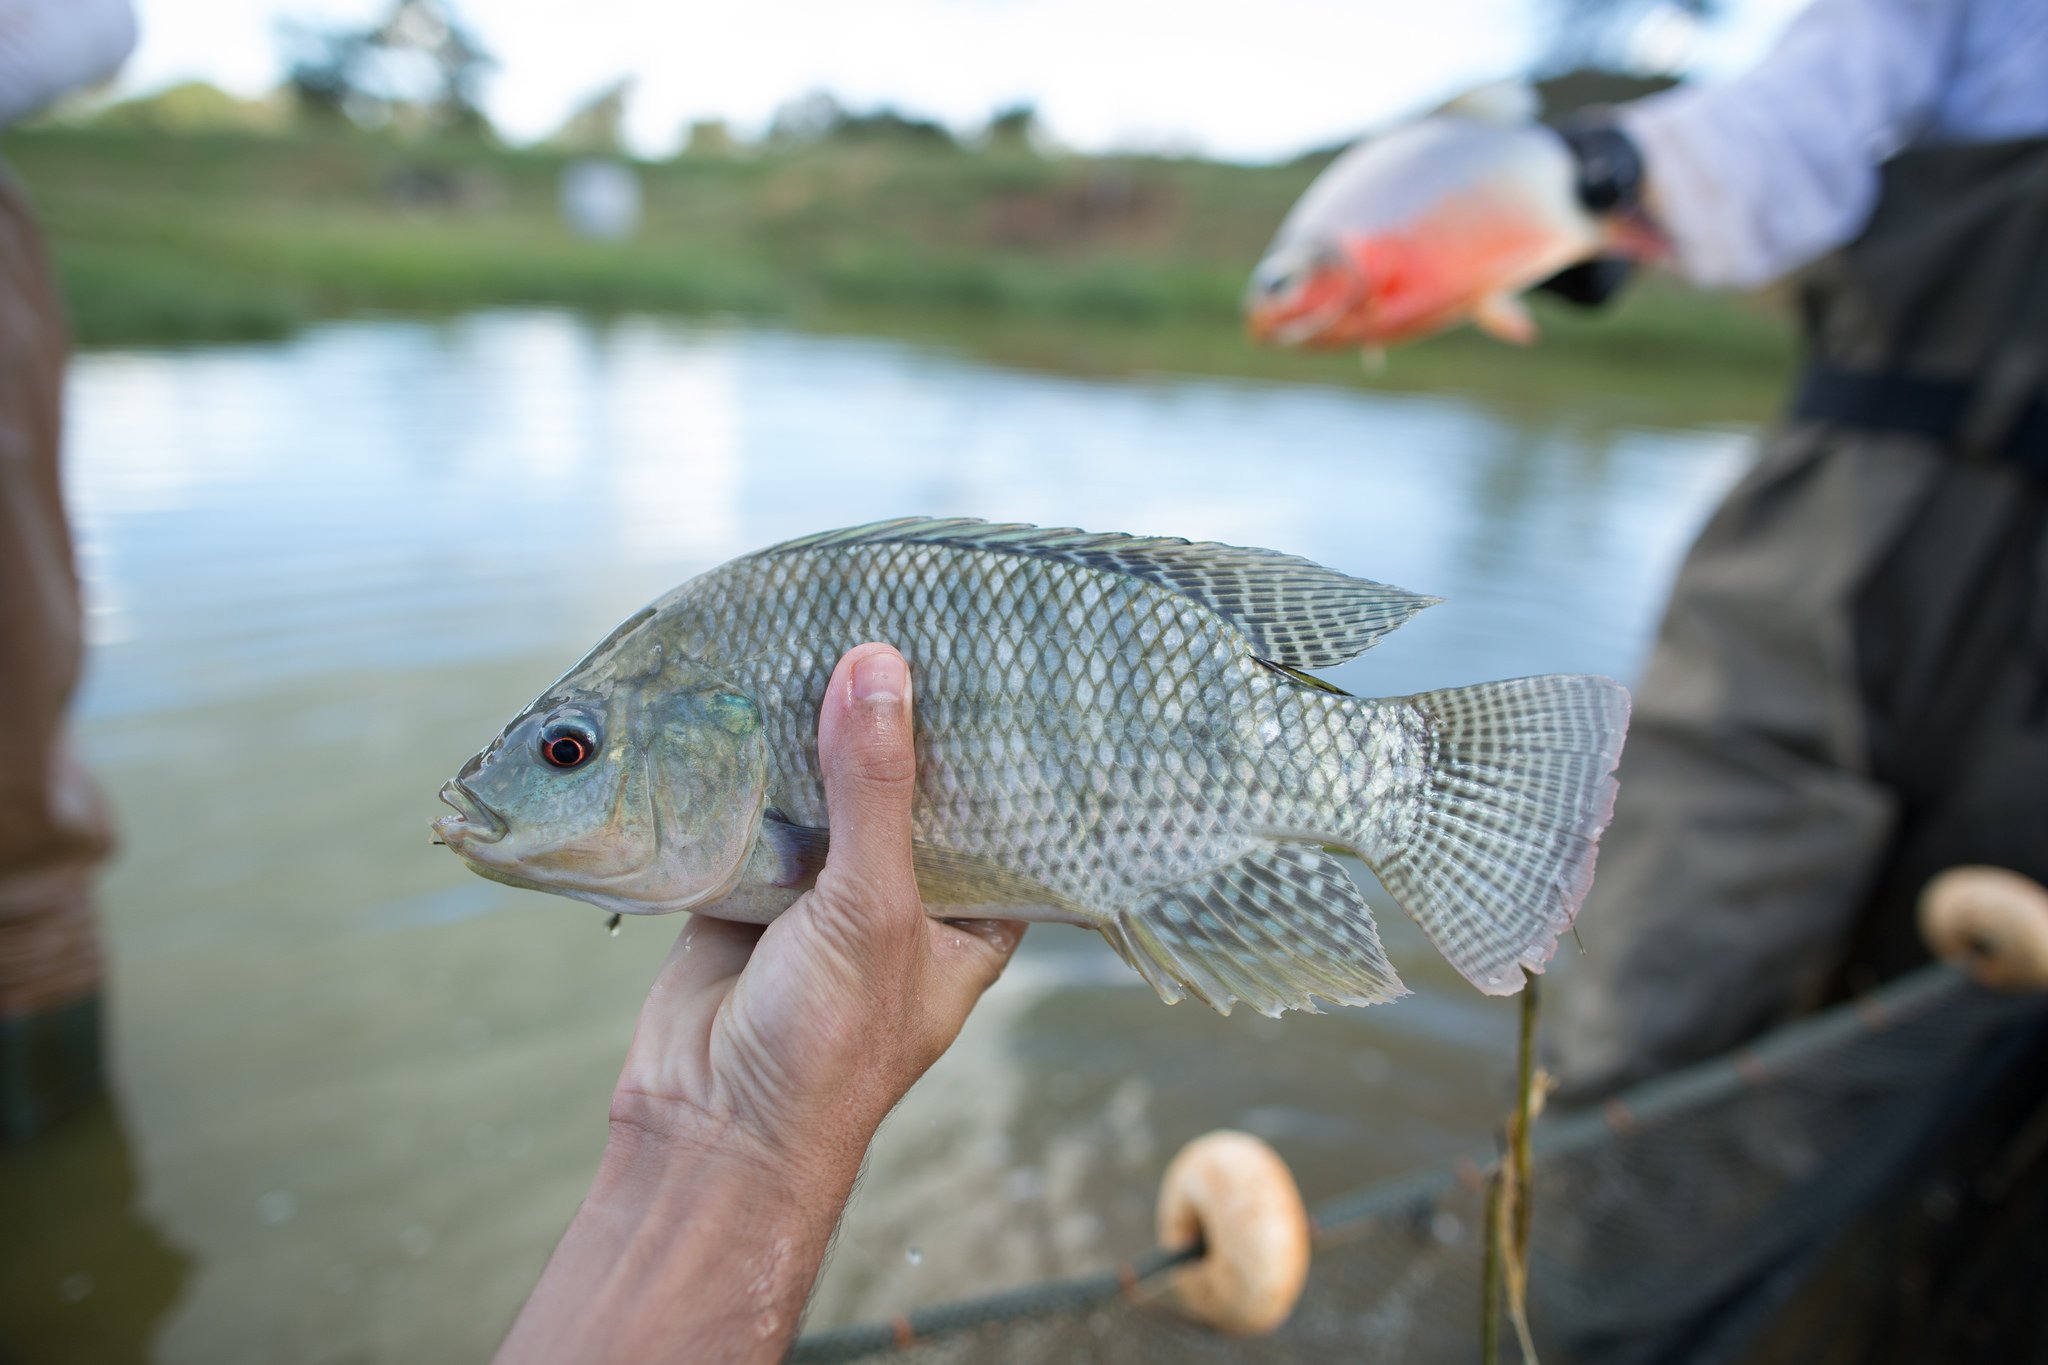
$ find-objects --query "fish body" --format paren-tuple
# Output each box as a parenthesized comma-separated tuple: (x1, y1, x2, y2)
(436, 519, 1629, 1015)
(1246, 83, 1605, 352)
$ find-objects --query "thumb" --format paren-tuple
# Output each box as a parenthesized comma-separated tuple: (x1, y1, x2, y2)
(814, 643, 922, 925)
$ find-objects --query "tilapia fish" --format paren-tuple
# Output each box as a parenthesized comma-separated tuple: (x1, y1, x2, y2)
(434, 518, 1630, 1014)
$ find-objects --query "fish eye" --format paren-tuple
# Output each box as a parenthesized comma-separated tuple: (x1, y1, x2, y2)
(540, 716, 600, 769)
(1258, 262, 1302, 298)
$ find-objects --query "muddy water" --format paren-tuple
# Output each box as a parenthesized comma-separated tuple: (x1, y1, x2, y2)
(1, 311, 1761, 1361)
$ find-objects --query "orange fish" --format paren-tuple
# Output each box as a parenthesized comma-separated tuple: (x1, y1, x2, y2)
(1246, 83, 1642, 359)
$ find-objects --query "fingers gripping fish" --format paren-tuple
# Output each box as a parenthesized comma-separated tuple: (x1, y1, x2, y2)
(435, 519, 1631, 1015)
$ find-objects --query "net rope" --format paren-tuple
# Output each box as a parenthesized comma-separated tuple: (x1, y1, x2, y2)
(793, 964, 2048, 1363)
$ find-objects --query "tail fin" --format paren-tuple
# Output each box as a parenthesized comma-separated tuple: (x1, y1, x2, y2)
(1366, 675, 1630, 995)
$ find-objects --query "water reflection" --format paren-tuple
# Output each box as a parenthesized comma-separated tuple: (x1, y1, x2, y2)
(0, 1096, 190, 1361)
(35, 311, 1758, 1359)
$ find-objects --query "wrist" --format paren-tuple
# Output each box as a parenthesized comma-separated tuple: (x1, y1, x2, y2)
(600, 1096, 858, 1213)
(496, 1110, 861, 1363)
(604, 1080, 889, 1200)
(1538, 111, 1661, 309)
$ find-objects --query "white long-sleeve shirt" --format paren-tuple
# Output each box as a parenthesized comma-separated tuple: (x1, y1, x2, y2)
(0, 0, 137, 127)
(1618, 0, 2048, 288)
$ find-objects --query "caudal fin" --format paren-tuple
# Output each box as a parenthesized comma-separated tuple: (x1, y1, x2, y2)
(1367, 675, 1630, 995)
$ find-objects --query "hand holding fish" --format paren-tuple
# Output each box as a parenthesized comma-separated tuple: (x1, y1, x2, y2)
(1245, 82, 1662, 356)
(495, 644, 1024, 1365)
(609, 642, 1026, 1155)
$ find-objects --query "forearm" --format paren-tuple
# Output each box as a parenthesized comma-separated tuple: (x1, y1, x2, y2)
(1617, 0, 1958, 288)
(493, 646, 1019, 1360)
(496, 1118, 862, 1365)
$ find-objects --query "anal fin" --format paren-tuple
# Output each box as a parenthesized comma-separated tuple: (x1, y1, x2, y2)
(1111, 844, 1406, 1017)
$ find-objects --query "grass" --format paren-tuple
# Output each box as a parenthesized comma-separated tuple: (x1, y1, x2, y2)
(3, 124, 1794, 420)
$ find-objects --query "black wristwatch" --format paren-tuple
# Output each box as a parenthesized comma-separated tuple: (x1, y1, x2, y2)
(1556, 117, 1647, 215)
(1536, 114, 1648, 310)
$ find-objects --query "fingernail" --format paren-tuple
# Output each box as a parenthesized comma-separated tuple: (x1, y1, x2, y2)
(851, 650, 906, 704)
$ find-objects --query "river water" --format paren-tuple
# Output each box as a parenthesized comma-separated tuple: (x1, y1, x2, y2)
(4, 311, 1761, 1361)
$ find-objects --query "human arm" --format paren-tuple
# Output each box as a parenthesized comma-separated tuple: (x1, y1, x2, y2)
(0, 0, 137, 126)
(1611, 0, 1974, 289)
(496, 643, 1026, 1364)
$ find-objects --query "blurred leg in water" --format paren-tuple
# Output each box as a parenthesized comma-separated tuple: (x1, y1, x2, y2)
(0, 169, 116, 1141)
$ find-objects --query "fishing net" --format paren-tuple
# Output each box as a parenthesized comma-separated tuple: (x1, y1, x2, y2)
(793, 965, 2048, 1363)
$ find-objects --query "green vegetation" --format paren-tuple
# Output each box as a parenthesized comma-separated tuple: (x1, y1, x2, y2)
(3, 122, 1794, 418)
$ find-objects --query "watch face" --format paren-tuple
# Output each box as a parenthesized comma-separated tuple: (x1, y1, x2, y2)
(1559, 121, 1645, 215)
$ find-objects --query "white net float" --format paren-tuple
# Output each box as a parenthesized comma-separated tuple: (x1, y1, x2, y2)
(1155, 1129, 1312, 1335)
(1919, 865, 2048, 993)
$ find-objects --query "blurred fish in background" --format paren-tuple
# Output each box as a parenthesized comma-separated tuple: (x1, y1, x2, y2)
(1243, 80, 1661, 356)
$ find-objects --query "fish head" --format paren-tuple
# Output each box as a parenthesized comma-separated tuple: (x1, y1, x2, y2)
(1244, 237, 1374, 348)
(434, 636, 768, 916)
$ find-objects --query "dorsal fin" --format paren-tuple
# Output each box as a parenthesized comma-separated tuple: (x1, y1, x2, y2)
(756, 517, 1439, 669)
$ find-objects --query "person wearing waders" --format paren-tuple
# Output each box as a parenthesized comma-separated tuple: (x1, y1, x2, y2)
(1512, 1, 2048, 1356)
(0, 0, 136, 1139)
(1247, 0, 2042, 1349)
(1538, 0, 2048, 1094)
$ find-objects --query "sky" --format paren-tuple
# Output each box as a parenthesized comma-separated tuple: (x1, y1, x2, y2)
(120, 0, 1811, 162)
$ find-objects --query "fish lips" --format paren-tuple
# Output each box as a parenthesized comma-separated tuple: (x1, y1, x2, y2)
(1245, 250, 1369, 347)
(434, 778, 508, 847)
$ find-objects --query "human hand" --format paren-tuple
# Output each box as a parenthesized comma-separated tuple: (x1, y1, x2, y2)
(497, 643, 1024, 1365)
(608, 640, 1027, 1176)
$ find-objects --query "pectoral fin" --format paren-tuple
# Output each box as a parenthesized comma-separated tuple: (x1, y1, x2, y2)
(1474, 292, 1537, 345)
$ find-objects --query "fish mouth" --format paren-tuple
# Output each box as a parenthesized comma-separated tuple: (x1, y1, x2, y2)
(1260, 272, 1369, 347)
(435, 779, 508, 846)
(1247, 289, 1348, 350)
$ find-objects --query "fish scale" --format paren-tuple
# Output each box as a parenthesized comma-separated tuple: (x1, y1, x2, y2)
(438, 518, 1631, 1015)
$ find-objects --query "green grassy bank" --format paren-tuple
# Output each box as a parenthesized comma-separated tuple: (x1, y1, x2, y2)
(3, 125, 1794, 418)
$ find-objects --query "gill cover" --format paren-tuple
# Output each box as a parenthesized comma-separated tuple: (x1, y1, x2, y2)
(443, 660, 770, 917)
(627, 681, 771, 913)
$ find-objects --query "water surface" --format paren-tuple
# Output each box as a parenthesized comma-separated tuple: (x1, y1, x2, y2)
(5, 311, 1760, 1360)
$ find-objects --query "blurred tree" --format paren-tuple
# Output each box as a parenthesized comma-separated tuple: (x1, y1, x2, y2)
(549, 78, 633, 156)
(1535, 68, 1679, 117)
(767, 90, 846, 145)
(767, 90, 957, 149)
(1539, 0, 1721, 73)
(276, 0, 494, 137)
(834, 107, 955, 148)
(278, 18, 365, 123)
(68, 81, 291, 134)
(984, 102, 1040, 152)
(683, 118, 738, 157)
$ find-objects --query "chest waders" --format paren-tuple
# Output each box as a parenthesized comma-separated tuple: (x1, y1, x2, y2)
(1550, 139, 2048, 1103)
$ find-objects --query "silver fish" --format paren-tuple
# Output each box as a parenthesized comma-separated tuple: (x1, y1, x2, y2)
(434, 518, 1630, 1014)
